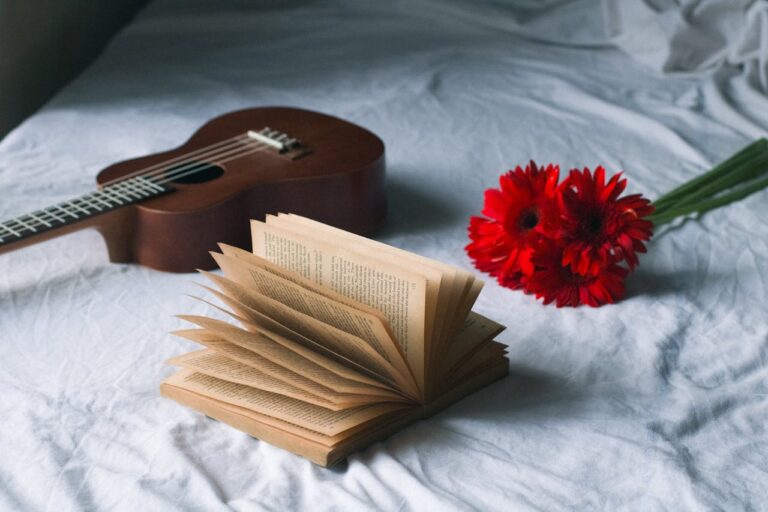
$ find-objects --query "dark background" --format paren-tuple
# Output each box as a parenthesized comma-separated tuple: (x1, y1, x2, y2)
(0, 0, 148, 138)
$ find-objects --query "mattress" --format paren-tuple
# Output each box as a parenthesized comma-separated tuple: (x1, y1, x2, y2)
(1, 0, 766, 510)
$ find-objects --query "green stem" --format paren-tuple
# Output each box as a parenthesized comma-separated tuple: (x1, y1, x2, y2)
(649, 173, 768, 226)
(656, 152, 768, 215)
(652, 138, 768, 214)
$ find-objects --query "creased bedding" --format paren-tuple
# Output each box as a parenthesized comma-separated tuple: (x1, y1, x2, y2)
(605, 0, 768, 92)
(1, 1, 767, 510)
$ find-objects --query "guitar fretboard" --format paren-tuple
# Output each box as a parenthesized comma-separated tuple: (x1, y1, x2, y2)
(0, 176, 171, 246)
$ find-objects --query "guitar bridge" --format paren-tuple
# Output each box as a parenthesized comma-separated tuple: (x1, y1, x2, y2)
(247, 127, 310, 159)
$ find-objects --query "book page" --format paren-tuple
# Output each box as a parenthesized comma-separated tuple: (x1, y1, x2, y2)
(192, 283, 412, 396)
(161, 382, 340, 446)
(251, 219, 428, 397)
(210, 252, 412, 384)
(446, 341, 508, 387)
(271, 215, 484, 401)
(275, 214, 478, 350)
(165, 370, 411, 437)
(197, 339, 407, 405)
(173, 329, 405, 401)
(269, 215, 446, 349)
(174, 317, 400, 395)
(218, 244, 390, 325)
(442, 278, 485, 353)
(443, 311, 506, 374)
(168, 349, 341, 409)
(199, 272, 416, 395)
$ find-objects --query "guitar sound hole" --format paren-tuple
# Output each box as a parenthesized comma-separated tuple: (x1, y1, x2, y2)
(166, 161, 224, 184)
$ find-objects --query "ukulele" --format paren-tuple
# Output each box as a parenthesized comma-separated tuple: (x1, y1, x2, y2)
(0, 107, 386, 272)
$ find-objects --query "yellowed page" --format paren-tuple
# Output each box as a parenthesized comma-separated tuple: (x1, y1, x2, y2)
(443, 311, 506, 373)
(165, 370, 409, 437)
(168, 349, 342, 409)
(444, 279, 485, 350)
(209, 252, 412, 384)
(269, 215, 445, 352)
(272, 215, 482, 401)
(275, 214, 477, 349)
(161, 381, 339, 446)
(191, 284, 408, 395)
(446, 341, 508, 387)
(174, 317, 400, 394)
(196, 339, 408, 405)
(173, 329, 404, 401)
(198, 272, 415, 395)
(217, 244, 391, 326)
(251, 219, 428, 397)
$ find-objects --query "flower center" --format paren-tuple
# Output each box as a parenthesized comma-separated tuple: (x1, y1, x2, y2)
(518, 209, 539, 231)
(584, 212, 603, 236)
(561, 266, 595, 285)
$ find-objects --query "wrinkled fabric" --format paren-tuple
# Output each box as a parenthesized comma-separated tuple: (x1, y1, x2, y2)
(0, 1, 767, 510)
(604, 0, 768, 92)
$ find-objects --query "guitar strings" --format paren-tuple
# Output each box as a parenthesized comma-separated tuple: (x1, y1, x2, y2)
(18, 141, 273, 229)
(98, 134, 249, 187)
(0, 134, 275, 234)
(0, 142, 272, 235)
(154, 142, 272, 185)
(124, 137, 269, 185)
(1, 138, 269, 229)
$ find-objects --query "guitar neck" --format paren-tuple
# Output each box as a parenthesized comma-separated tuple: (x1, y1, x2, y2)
(0, 176, 172, 255)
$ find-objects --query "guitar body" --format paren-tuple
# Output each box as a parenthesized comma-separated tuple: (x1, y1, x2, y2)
(1, 107, 386, 272)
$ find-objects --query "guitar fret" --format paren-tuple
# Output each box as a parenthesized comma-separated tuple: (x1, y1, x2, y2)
(66, 200, 90, 216)
(55, 204, 79, 219)
(137, 177, 166, 192)
(128, 178, 153, 195)
(91, 193, 114, 209)
(28, 212, 52, 228)
(15, 216, 37, 233)
(0, 177, 170, 246)
(77, 194, 104, 211)
(0, 224, 12, 242)
(136, 180, 154, 195)
(0, 222, 21, 237)
(99, 186, 127, 205)
(43, 207, 66, 223)
(34, 207, 66, 226)
(109, 181, 135, 200)
(116, 179, 147, 200)
(132, 179, 156, 196)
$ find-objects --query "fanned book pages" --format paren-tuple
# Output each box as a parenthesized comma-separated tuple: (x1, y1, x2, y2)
(161, 214, 508, 467)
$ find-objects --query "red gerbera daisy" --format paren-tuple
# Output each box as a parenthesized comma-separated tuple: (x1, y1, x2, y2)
(466, 161, 559, 283)
(556, 166, 654, 276)
(523, 239, 628, 307)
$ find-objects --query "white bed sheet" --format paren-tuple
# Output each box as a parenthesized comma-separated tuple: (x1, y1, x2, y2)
(1, 0, 767, 510)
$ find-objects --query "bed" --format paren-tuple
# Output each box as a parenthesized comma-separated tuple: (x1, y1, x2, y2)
(1, 0, 766, 509)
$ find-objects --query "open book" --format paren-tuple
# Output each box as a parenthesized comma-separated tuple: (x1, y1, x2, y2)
(161, 214, 508, 467)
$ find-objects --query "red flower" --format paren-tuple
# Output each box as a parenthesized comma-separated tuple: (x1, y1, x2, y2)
(466, 162, 653, 307)
(523, 239, 628, 307)
(466, 162, 560, 280)
(556, 166, 654, 275)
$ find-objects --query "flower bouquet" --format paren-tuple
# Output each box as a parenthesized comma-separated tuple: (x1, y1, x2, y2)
(466, 139, 768, 307)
